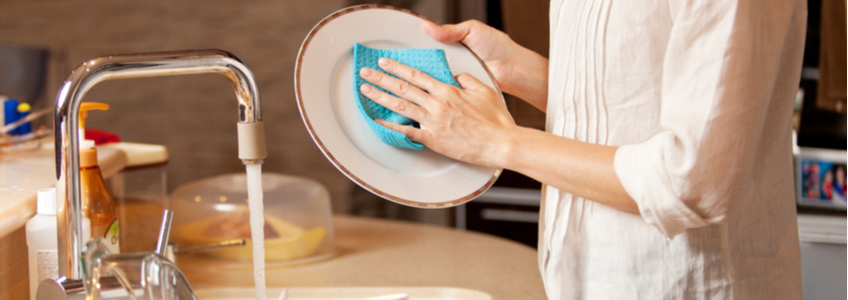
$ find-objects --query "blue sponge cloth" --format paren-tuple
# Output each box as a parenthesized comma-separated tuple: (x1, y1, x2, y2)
(353, 43, 460, 150)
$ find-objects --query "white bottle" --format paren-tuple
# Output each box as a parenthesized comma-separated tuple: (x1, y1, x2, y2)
(25, 189, 92, 300)
(26, 188, 58, 300)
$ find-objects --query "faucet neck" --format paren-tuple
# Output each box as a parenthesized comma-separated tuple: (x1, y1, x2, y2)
(54, 49, 265, 279)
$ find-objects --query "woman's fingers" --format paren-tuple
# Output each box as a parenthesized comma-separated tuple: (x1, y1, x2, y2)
(423, 20, 477, 44)
(423, 21, 465, 43)
(454, 72, 487, 92)
(359, 83, 426, 122)
(360, 66, 430, 105)
(374, 119, 426, 143)
(373, 58, 445, 94)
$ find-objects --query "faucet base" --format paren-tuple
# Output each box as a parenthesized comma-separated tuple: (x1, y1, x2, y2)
(37, 277, 86, 300)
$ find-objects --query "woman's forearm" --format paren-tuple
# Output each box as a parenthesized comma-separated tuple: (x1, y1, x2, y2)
(498, 47, 549, 112)
(496, 126, 638, 213)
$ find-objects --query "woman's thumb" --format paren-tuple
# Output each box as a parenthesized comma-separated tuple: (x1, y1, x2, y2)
(423, 21, 469, 43)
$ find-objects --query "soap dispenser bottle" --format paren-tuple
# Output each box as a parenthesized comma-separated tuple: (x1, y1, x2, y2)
(78, 102, 120, 253)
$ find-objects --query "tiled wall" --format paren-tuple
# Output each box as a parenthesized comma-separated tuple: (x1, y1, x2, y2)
(0, 0, 448, 222)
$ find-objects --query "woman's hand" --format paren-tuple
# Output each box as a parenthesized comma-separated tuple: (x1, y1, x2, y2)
(423, 20, 549, 110)
(423, 20, 517, 91)
(359, 58, 517, 168)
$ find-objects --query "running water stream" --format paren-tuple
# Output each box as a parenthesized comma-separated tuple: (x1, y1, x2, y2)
(246, 164, 266, 300)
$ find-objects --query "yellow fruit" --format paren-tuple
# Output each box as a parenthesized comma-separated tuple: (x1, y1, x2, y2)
(174, 209, 327, 262)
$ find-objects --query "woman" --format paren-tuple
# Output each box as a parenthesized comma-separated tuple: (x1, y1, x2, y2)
(357, 0, 807, 298)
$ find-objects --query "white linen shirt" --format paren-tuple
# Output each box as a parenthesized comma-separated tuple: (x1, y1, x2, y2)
(539, 0, 806, 299)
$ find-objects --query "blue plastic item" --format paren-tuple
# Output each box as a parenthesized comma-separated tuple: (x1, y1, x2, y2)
(352, 43, 460, 150)
(3, 98, 19, 135)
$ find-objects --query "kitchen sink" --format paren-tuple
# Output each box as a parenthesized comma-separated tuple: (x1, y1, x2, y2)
(193, 287, 492, 300)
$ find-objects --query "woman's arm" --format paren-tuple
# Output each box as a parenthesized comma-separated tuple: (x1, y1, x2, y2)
(358, 59, 637, 213)
(500, 127, 638, 213)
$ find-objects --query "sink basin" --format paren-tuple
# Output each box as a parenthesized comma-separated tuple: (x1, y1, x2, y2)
(193, 287, 492, 300)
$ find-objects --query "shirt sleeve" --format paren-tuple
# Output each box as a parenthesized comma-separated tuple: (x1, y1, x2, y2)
(613, 0, 805, 238)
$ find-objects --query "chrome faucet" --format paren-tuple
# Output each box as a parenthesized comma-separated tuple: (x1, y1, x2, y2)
(39, 49, 267, 299)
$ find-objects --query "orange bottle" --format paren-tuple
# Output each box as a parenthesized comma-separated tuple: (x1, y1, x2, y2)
(78, 102, 120, 253)
(80, 148, 119, 250)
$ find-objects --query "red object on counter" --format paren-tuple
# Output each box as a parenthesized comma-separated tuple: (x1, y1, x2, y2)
(84, 129, 120, 145)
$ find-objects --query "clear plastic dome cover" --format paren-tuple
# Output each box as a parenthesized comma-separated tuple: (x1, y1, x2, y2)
(170, 173, 335, 266)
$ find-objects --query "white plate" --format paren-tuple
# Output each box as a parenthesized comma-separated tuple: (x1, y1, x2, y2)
(295, 5, 502, 208)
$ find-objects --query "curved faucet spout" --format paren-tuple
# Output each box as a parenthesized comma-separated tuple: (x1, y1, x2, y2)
(53, 49, 267, 280)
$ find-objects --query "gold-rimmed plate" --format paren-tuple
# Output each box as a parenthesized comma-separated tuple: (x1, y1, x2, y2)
(295, 5, 502, 208)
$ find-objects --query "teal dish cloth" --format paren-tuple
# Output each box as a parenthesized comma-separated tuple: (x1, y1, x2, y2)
(353, 43, 460, 150)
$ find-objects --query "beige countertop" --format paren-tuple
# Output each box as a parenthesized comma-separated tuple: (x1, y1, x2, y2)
(0, 146, 55, 238)
(178, 215, 547, 300)
(0, 144, 127, 238)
